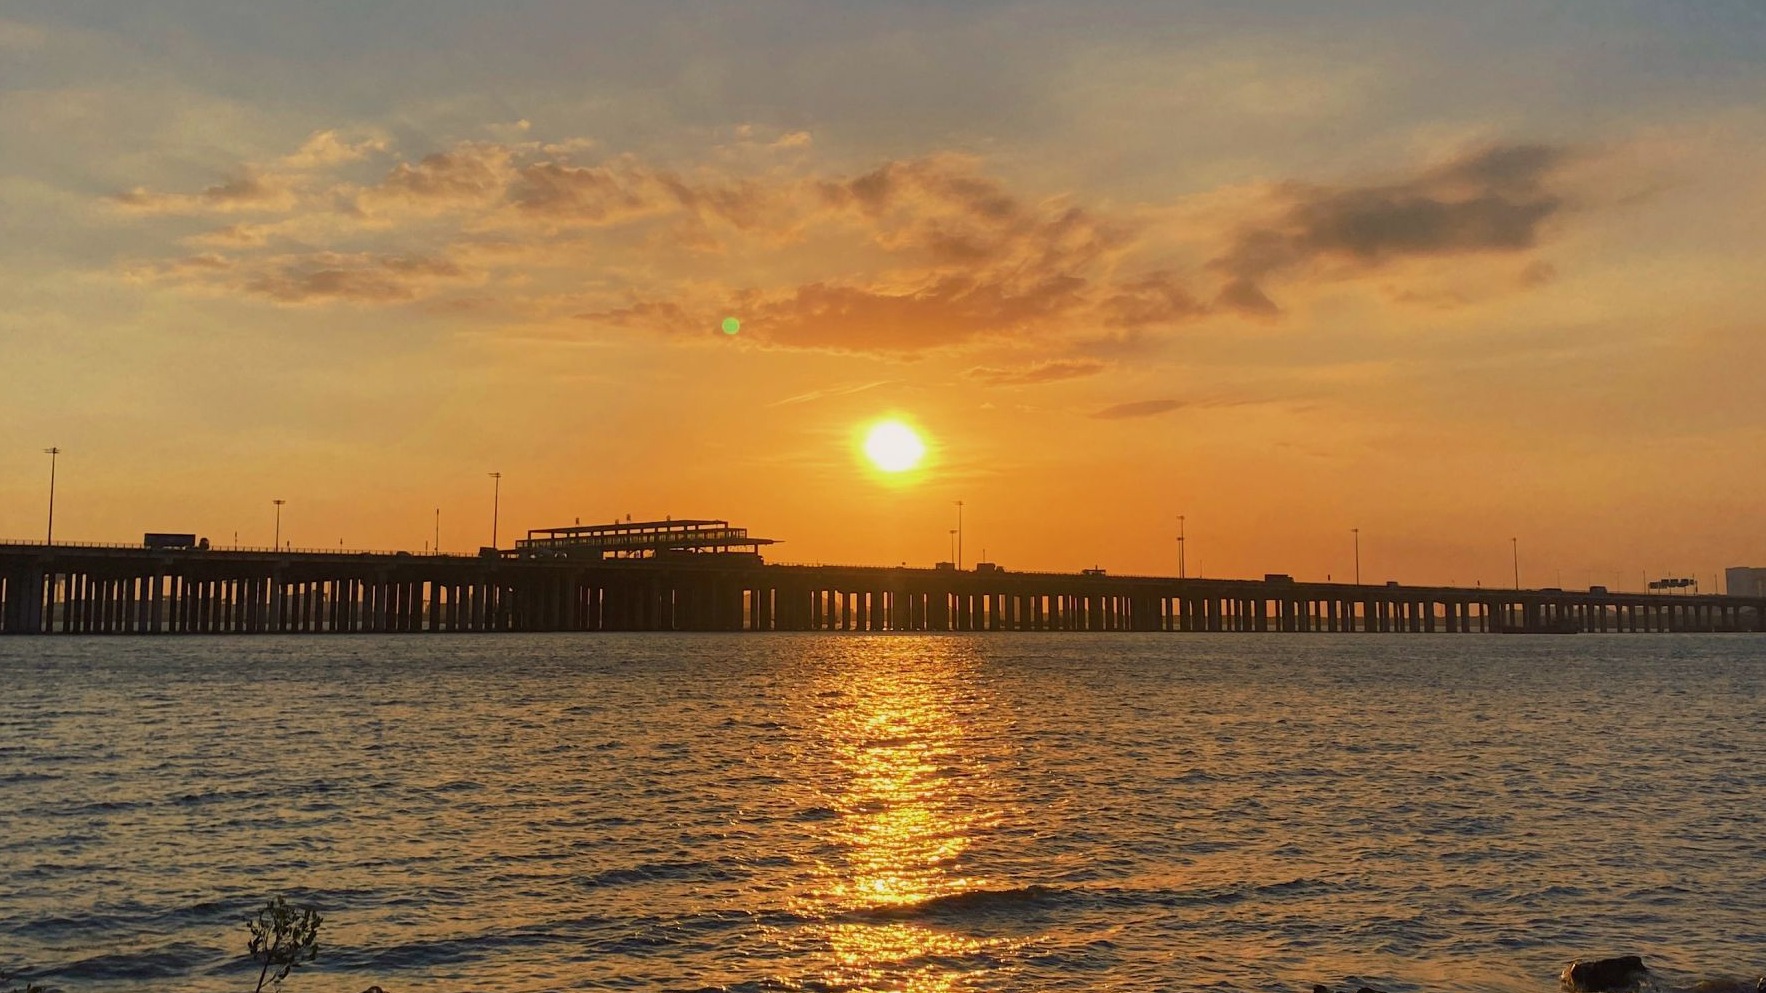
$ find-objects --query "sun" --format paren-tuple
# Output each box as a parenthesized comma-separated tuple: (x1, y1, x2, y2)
(863, 420, 927, 473)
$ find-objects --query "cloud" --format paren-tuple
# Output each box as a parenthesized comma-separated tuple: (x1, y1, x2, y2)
(244, 253, 464, 303)
(1518, 259, 1558, 287)
(510, 161, 641, 218)
(518, 155, 800, 238)
(1215, 278, 1281, 318)
(767, 380, 895, 406)
(361, 143, 515, 211)
(749, 273, 1091, 352)
(564, 155, 1154, 353)
(107, 133, 1588, 350)
(967, 359, 1107, 385)
(578, 299, 697, 332)
(282, 129, 388, 170)
(113, 139, 1175, 349)
(112, 170, 293, 215)
(1211, 143, 1569, 314)
(1091, 398, 1186, 419)
(1100, 271, 1206, 328)
(184, 223, 272, 248)
(129, 249, 468, 304)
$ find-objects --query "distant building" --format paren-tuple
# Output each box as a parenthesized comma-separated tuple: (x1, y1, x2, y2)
(1725, 567, 1766, 597)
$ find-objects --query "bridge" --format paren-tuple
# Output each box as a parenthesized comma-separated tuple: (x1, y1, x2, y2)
(3, 542, 1761, 635)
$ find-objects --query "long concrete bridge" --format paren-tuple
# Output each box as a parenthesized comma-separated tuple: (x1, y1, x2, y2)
(3, 543, 1760, 635)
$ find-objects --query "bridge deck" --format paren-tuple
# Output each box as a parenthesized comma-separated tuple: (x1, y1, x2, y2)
(2, 544, 1759, 635)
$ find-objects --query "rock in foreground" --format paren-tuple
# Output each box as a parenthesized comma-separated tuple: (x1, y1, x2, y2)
(1562, 956, 1650, 992)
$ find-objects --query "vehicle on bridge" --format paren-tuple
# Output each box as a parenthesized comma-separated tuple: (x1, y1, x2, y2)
(144, 533, 208, 550)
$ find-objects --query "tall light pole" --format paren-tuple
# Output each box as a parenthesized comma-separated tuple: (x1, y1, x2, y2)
(488, 472, 502, 549)
(434, 507, 441, 555)
(272, 499, 286, 551)
(1177, 515, 1186, 579)
(43, 447, 60, 545)
(1511, 537, 1520, 590)
(955, 500, 964, 571)
(1351, 528, 1360, 585)
(948, 528, 958, 564)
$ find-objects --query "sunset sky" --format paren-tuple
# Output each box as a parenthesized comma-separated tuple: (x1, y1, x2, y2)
(2, 2, 1763, 588)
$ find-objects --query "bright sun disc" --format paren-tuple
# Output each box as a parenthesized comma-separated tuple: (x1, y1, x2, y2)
(864, 421, 926, 472)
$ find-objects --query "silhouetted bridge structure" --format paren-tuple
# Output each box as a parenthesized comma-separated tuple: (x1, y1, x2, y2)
(3, 543, 1762, 635)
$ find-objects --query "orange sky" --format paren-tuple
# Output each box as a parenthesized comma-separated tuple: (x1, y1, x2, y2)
(2, 4, 1764, 590)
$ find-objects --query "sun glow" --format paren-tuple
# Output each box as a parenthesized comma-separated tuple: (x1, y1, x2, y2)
(863, 421, 927, 473)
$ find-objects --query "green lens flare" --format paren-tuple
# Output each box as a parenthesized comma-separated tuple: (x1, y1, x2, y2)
(721, 317, 741, 335)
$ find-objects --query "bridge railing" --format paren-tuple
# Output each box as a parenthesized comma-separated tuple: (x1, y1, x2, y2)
(0, 538, 147, 550)
(0, 539, 460, 558)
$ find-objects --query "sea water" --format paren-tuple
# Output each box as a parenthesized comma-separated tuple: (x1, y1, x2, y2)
(3, 633, 1763, 992)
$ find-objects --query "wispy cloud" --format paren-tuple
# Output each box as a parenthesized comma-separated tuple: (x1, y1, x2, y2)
(967, 359, 1107, 386)
(1091, 398, 1185, 419)
(112, 170, 295, 215)
(766, 380, 897, 407)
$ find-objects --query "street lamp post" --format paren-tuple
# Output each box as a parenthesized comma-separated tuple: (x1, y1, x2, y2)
(43, 447, 60, 545)
(948, 529, 958, 564)
(955, 500, 964, 571)
(1511, 537, 1520, 590)
(434, 507, 441, 555)
(273, 499, 286, 551)
(1177, 515, 1186, 579)
(489, 472, 502, 550)
(1352, 528, 1360, 585)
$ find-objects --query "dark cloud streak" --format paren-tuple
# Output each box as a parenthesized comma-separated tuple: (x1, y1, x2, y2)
(1212, 143, 1569, 314)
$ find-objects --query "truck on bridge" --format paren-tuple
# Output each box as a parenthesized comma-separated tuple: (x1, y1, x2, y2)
(144, 533, 208, 550)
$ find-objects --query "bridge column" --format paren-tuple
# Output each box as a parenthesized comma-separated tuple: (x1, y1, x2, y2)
(3, 568, 44, 634)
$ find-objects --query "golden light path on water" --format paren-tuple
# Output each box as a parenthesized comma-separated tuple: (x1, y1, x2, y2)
(795, 638, 1020, 991)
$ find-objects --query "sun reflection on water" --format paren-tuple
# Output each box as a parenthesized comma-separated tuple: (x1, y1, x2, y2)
(797, 637, 1017, 990)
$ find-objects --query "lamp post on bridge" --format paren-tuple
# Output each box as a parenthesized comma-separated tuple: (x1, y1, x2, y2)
(954, 500, 964, 571)
(489, 472, 503, 550)
(1177, 515, 1186, 579)
(1511, 537, 1520, 590)
(43, 447, 60, 545)
(272, 499, 285, 551)
(1351, 527, 1360, 585)
(435, 507, 441, 556)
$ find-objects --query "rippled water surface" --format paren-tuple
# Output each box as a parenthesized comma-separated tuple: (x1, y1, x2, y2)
(3, 634, 1764, 992)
